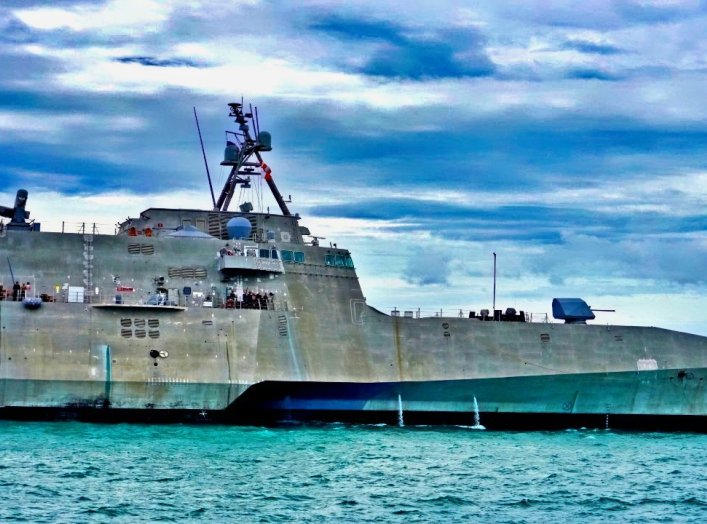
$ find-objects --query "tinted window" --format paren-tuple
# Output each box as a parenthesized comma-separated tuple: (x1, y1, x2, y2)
(294, 251, 305, 263)
(281, 250, 294, 262)
(259, 248, 270, 258)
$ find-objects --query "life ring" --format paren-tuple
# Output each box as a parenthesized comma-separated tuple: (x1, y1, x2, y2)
(144, 227, 153, 237)
(128, 227, 137, 236)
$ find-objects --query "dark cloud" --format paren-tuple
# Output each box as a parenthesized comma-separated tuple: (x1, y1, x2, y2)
(561, 40, 624, 55)
(309, 196, 706, 247)
(309, 17, 404, 44)
(501, 0, 705, 30)
(616, 1, 704, 25)
(0, 15, 37, 44)
(309, 16, 495, 79)
(114, 56, 203, 68)
(528, 235, 707, 287)
(565, 68, 621, 81)
(0, 89, 226, 195)
(274, 102, 707, 204)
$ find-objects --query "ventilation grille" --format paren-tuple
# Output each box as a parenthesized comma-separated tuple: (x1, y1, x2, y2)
(119, 318, 160, 339)
(278, 315, 288, 336)
(540, 333, 551, 343)
(202, 320, 213, 326)
(208, 214, 226, 239)
(167, 266, 208, 279)
(127, 243, 155, 255)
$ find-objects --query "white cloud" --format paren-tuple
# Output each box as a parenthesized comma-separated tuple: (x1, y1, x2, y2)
(0, 109, 145, 144)
(13, 0, 172, 34)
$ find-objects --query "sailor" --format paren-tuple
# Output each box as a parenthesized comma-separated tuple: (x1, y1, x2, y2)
(13, 281, 20, 301)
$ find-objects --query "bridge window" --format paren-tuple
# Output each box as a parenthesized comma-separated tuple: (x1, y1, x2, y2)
(281, 250, 294, 262)
(271, 249, 279, 260)
(345, 255, 354, 268)
(259, 248, 270, 259)
(325, 255, 334, 266)
(294, 251, 305, 263)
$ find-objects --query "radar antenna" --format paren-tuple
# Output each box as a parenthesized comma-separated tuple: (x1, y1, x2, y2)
(216, 101, 292, 216)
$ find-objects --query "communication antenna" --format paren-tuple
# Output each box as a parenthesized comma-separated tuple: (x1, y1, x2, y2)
(492, 252, 497, 312)
(216, 101, 291, 215)
(193, 107, 217, 209)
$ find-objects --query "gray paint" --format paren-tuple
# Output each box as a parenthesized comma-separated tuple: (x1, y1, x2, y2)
(1, 207, 706, 420)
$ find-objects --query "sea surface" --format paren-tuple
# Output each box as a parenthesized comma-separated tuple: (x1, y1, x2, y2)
(1, 421, 705, 523)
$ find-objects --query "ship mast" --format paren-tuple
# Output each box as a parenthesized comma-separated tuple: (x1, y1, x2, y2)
(216, 102, 291, 215)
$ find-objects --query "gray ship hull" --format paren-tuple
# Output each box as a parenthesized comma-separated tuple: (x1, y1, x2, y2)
(1, 291, 705, 429)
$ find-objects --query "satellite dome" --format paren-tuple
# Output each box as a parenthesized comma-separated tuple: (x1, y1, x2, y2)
(226, 217, 252, 240)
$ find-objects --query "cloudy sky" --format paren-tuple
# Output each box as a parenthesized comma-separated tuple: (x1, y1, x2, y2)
(1, 0, 706, 334)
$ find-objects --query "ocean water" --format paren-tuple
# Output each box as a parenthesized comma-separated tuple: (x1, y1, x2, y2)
(1, 421, 705, 523)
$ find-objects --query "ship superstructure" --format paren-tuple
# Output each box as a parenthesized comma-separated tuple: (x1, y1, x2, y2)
(0, 102, 705, 430)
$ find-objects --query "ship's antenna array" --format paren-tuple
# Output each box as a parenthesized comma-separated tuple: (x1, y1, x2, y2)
(216, 101, 291, 215)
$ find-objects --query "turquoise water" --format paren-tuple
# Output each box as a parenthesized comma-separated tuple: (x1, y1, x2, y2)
(1, 422, 705, 523)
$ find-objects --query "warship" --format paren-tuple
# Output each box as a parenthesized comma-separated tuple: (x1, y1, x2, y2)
(1, 102, 705, 430)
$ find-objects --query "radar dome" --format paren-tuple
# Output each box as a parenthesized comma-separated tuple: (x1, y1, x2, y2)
(226, 217, 252, 239)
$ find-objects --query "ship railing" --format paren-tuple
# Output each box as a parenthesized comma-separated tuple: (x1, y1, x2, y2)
(389, 307, 550, 323)
(4, 284, 287, 311)
(0, 275, 39, 301)
(89, 290, 284, 311)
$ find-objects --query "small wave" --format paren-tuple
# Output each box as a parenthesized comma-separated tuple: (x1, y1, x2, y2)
(82, 504, 137, 518)
(503, 498, 535, 507)
(597, 495, 633, 509)
(392, 508, 423, 515)
(419, 495, 473, 506)
(154, 477, 182, 483)
(681, 496, 706, 506)
(59, 471, 91, 479)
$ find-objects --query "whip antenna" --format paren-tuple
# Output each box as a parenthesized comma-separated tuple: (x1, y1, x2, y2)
(193, 107, 217, 209)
